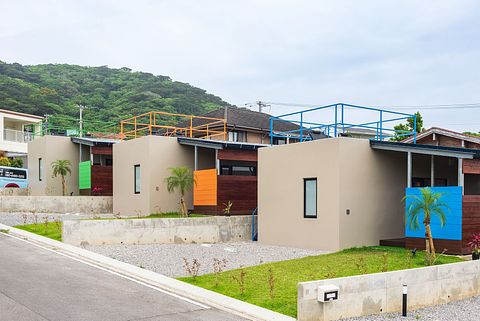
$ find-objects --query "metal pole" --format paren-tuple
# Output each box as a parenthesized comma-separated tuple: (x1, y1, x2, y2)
(194, 146, 198, 171)
(300, 113, 304, 142)
(407, 152, 412, 188)
(402, 284, 408, 317)
(431, 155, 435, 187)
(79, 104, 85, 137)
(269, 118, 273, 145)
(379, 110, 383, 141)
(413, 114, 417, 143)
(334, 105, 338, 137)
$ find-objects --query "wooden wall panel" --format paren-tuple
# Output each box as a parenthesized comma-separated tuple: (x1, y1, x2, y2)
(462, 195, 480, 253)
(405, 237, 464, 255)
(92, 146, 113, 155)
(463, 159, 480, 175)
(217, 149, 257, 162)
(193, 169, 217, 206)
(91, 165, 113, 196)
(217, 175, 257, 215)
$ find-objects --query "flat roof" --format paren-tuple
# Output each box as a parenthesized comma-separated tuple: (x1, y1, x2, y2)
(71, 137, 121, 146)
(177, 137, 268, 150)
(370, 140, 480, 159)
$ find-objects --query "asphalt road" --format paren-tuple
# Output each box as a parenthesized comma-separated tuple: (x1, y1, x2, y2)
(0, 234, 247, 321)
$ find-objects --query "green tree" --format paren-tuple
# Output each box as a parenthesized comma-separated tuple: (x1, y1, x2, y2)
(10, 158, 23, 168)
(403, 187, 447, 256)
(165, 166, 195, 217)
(51, 160, 72, 196)
(391, 111, 423, 141)
(0, 157, 11, 167)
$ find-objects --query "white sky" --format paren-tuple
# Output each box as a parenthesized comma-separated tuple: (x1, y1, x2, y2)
(1, 0, 480, 132)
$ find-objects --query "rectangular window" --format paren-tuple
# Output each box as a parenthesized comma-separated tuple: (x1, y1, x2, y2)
(304, 178, 317, 218)
(134, 165, 141, 194)
(228, 131, 246, 142)
(38, 158, 43, 181)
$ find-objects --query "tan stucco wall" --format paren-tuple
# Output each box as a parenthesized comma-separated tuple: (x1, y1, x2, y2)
(338, 139, 406, 249)
(258, 138, 341, 251)
(113, 136, 194, 216)
(28, 136, 79, 196)
(258, 137, 406, 251)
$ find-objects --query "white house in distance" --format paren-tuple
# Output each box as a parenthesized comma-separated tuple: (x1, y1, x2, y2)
(0, 109, 43, 167)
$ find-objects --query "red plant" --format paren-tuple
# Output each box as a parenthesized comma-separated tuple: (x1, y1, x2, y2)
(92, 186, 103, 196)
(467, 233, 480, 254)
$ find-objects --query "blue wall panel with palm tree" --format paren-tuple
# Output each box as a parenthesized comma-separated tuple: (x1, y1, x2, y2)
(405, 186, 462, 241)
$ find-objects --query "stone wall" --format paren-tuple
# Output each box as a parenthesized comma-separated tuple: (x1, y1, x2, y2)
(0, 196, 112, 214)
(0, 188, 29, 196)
(62, 215, 252, 246)
(297, 260, 480, 321)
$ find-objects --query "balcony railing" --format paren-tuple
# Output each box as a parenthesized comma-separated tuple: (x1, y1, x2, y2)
(3, 129, 35, 143)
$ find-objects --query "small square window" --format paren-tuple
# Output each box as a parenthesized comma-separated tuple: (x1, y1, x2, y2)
(304, 178, 317, 218)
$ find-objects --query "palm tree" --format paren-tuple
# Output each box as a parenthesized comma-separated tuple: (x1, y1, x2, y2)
(51, 160, 72, 196)
(403, 187, 448, 255)
(165, 166, 194, 217)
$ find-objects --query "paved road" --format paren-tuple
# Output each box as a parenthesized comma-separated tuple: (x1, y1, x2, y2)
(0, 234, 247, 321)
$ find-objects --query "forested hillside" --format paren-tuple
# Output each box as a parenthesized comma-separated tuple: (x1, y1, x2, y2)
(0, 61, 231, 132)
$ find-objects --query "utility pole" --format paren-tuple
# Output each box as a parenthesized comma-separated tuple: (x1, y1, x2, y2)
(43, 114, 49, 135)
(78, 104, 85, 137)
(256, 101, 270, 113)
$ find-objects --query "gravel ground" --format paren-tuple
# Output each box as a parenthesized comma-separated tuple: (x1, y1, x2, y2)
(342, 296, 480, 321)
(0, 212, 115, 226)
(85, 242, 328, 277)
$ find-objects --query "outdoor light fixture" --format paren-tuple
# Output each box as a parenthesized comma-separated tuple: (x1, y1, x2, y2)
(402, 284, 408, 317)
(317, 285, 339, 302)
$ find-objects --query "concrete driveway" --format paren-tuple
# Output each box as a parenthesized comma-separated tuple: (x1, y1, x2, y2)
(0, 234, 247, 321)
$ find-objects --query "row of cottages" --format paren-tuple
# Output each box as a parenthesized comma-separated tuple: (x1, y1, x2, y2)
(27, 107, 300, 216)
(258, 126, 480, 254)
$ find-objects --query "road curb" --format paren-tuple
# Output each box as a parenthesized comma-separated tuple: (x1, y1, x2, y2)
(0, 223, 296, 321)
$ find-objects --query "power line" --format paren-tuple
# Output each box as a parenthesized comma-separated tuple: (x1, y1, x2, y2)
(256, 101, 480, 111)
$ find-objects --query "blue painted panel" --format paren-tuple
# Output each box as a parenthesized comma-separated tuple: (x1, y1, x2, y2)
(405, 187, 462, 241)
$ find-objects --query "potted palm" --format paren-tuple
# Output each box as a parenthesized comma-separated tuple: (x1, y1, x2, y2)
(467, 233, 480, 260)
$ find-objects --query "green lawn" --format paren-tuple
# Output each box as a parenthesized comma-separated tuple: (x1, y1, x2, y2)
(15, 222, 62, 241)
(179, 246, 464, 317)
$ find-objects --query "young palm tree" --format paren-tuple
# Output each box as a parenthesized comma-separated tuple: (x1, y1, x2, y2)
(51, 160, 72, 196)
(403, 187, 448, 256)
(165, 166, 194, 217)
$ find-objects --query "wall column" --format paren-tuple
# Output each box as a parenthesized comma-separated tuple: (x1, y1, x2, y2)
(458, 158, 464, 195)
(215, 149, 220, 175)
(194, 145, 198, 171)
(430, 155, 435, 187)
(407, 152, 412, 188)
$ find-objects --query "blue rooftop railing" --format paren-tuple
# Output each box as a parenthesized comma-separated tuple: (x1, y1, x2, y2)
(269, 103, 417, 144)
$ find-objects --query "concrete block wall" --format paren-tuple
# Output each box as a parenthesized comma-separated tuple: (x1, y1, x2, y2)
(63, 215, 252, 246)
(0, 196, 112, 214)
(297, 260, 480, 321)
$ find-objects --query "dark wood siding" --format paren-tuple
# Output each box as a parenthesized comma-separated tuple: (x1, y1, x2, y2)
(91, 165, 113, 196)
(217, 149, 257, 162)
(217, 175, 257, 215)
(405, 237, 463, 254)
(462, 195, 480, 253)
(92, 146, 113, 155)
(463, 159, 480, 175)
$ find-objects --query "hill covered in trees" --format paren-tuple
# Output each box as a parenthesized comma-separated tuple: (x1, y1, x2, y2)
(0, 61, 231, 132)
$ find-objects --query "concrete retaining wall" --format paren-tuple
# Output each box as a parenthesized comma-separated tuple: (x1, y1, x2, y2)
(0, 188, 29, 196)
(0, 196, 112, 214)
(297, 260, 480, 321)
(63, 215, 252, 246)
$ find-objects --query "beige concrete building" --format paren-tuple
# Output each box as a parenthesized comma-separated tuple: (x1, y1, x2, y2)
(113, 135, 194, 216)
(28, 136, 80, 196)
(258, 137, 407, 251)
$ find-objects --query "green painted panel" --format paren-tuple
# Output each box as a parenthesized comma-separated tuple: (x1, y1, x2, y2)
(79, 161, 91, 189)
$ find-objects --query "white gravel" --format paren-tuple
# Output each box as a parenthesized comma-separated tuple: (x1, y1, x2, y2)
(342, 296, 480, 321)
(85, 242, 328, 277)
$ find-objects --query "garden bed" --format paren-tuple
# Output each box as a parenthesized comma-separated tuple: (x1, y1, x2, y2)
(179, 246, 464, 317)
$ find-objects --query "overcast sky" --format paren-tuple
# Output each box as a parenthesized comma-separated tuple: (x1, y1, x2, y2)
(1, 0, 480, 132)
